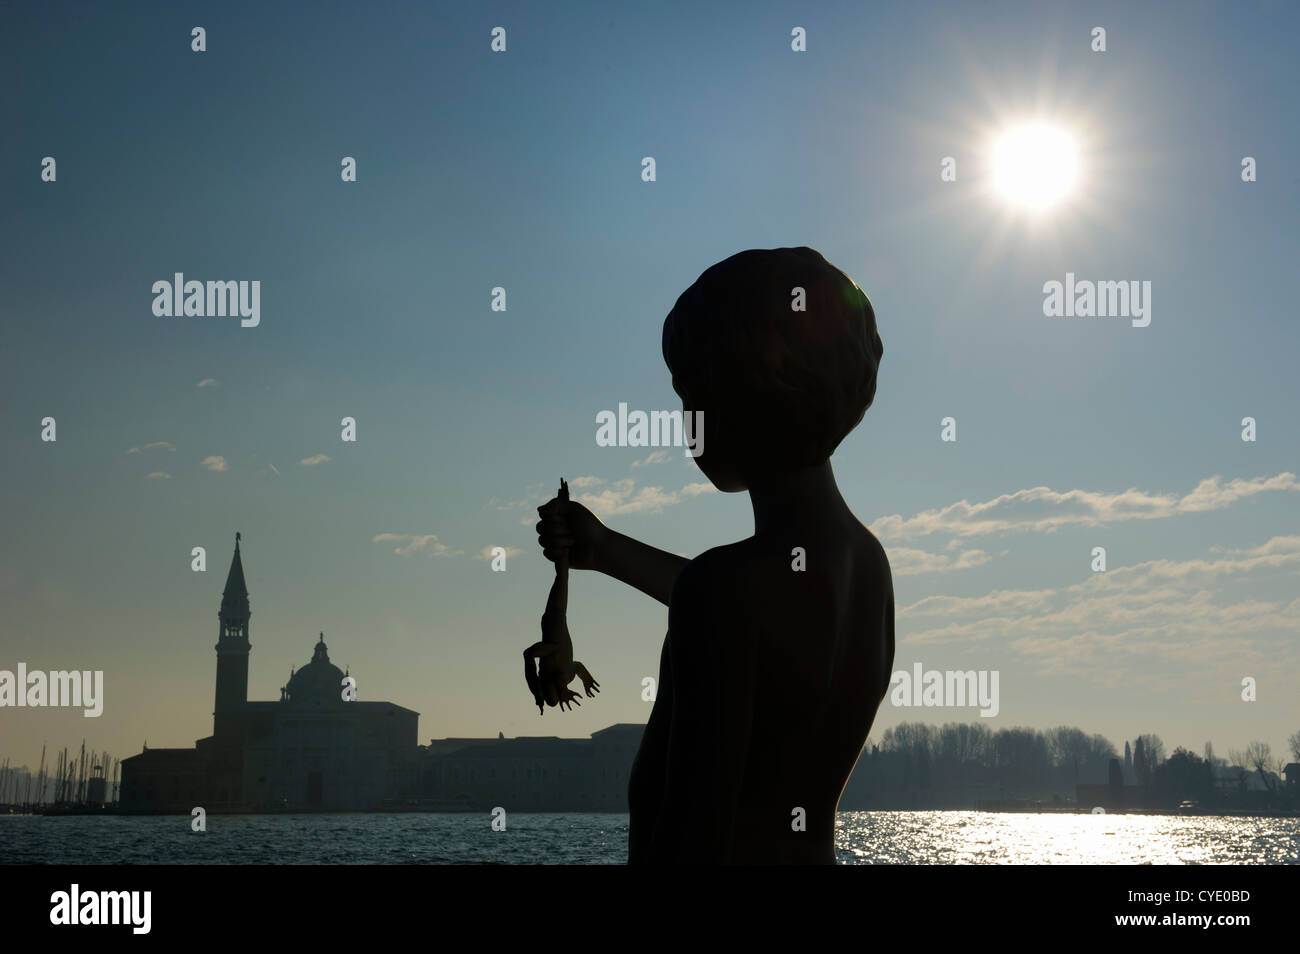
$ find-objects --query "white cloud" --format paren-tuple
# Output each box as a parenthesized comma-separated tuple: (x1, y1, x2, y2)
(146, 471, 171, 480)
(900, 587, 1057, 620)
(127, 441, 175, 454)
(895, 536, 1300, 686)
(681, 482, 716, 498)
(495, 474, 716, 519)
(299, 454, 331, 467)
(574, 478, 715, 517)
(372, 533, 462, 557)
(901, 536, 1300, 623)
(196, 378, 219, 388)
(200, 456, 228, 472)
(889, 546, 993, 577)
(631, 450, 671, 469)
(487, 484, 546, 511)
(870, 473, 1299, 541)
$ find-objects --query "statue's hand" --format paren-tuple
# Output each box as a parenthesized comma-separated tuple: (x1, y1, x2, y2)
(537, 495, 607, 571)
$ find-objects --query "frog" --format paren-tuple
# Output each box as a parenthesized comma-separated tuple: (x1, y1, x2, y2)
(523, 478, 600, 714)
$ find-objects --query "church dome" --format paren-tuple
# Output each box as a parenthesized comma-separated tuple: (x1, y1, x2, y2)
(283, 634, 347, 705)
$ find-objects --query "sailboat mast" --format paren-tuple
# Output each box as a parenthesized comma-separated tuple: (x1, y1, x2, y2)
(36, 744, 47, 808)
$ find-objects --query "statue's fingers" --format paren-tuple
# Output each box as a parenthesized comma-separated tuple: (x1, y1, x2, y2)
(538, 532, 573, 551)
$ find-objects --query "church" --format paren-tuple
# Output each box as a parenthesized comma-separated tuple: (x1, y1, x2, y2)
(120, 536, 421, 812)
(121, 534, 644, 814)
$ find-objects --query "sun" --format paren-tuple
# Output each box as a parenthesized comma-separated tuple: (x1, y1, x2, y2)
(989, 122, 1081, 212)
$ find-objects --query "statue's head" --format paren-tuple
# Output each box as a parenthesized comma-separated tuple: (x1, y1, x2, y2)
(662, 247, 883, 491)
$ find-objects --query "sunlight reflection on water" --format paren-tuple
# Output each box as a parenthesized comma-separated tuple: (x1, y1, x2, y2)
(835, 811, 1300, 864)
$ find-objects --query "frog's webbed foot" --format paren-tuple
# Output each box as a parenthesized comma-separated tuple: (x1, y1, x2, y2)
(556, 686, 582, 711)
(575, 662, 600, 698)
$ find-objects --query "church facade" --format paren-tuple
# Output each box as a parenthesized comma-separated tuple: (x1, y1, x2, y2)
(120, 536, 421, 813)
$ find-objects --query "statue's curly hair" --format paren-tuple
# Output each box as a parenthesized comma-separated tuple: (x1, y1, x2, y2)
(662, 247, 883, 472)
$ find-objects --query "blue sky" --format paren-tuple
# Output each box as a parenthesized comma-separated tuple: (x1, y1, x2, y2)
(2, 0, 1297, 772)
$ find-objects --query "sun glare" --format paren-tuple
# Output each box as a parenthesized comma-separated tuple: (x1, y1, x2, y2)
(989, 122, 1081, 212)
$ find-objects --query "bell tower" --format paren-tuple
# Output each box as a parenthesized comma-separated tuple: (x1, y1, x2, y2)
(214, 532, 251, 736)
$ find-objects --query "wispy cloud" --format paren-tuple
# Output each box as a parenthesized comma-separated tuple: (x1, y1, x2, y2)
(902, 535, 1300, 623)
(496, 474, 716, 520)
(871, 473, 1300, 541)
(631, 450, 672, 469)
(299, 454, 331, 467)
(486, 481, 548, 511)
(200, 456, 228, 472)
(196, 378, 219, 388)
(372, 533, 463, 557)
(572, 477, 716, 517)
(889, 546, 993, 576)
(268, 463, 281, 477)
(896, 535, 1300, 687)
(127, 441, 175, 454)
(146, 471, 171, 480)
(680, 481, 714, 498)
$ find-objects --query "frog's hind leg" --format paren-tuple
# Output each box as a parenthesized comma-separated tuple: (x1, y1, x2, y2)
(522, 642, 556, 713)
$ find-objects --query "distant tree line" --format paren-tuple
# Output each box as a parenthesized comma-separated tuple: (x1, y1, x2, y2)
(840, 722, 1300, 810)
(846, 722, 1117, 803)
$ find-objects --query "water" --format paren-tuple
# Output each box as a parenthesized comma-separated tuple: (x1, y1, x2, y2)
(2, 811, 1296, 864)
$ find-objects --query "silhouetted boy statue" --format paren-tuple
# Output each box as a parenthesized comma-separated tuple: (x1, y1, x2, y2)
(536, 247, 894, 863)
